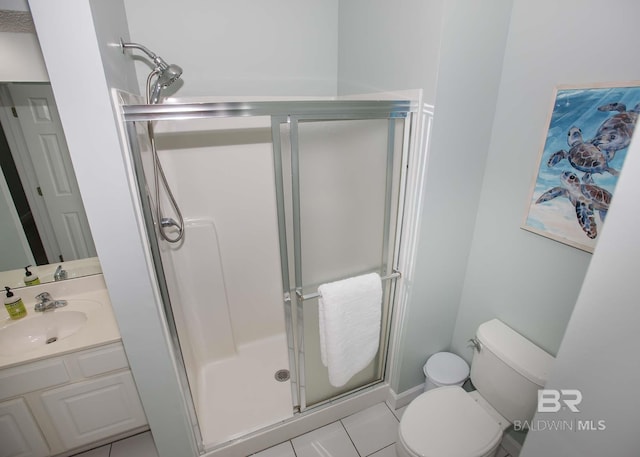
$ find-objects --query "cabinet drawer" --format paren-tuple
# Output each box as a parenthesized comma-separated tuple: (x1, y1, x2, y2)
(0, 397, 49, 457)
(71, 343, 129, 378)
(0, 358, 69, 401)
(40, 370, 147, 449)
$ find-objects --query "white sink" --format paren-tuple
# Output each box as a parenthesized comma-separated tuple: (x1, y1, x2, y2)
(0, 310, 88, 356)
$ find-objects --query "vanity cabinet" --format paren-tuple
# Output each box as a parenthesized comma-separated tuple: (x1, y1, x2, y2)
(0, 398, 49, 457)
(0, 342, 147, 456)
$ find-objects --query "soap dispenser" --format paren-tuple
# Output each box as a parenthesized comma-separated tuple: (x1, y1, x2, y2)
(23, 265, 40, 286)
(4, 286, 27, 320)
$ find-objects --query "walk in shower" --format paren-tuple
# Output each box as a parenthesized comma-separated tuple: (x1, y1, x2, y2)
(118, 97, 417, 451)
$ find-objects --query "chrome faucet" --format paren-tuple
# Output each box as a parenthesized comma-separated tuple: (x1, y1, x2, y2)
(54, 265, 68, 281)
(34, 292, 68, 312)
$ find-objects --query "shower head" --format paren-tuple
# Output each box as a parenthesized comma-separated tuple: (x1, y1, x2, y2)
(120, 38, 183, 103)
(149, 64, 183, 104)
(156, 63, 183, 88)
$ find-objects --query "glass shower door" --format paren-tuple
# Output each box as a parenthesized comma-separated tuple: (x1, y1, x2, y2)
(275, 116, 407, 410)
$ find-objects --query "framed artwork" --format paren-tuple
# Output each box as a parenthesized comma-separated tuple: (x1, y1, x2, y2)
(522, 82, 640, 252)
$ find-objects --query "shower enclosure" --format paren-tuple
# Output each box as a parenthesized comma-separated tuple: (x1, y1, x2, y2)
(118, 97, 417, 451)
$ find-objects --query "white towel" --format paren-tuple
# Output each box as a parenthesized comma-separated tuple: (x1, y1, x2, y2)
(318, 273, 382, 387)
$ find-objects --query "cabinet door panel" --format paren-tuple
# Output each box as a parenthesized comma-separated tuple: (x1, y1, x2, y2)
(40, 371, 147, 449)
(73, 343, 128, 378)
(0, 398, 49, 457)
(0, 359, 69, 401)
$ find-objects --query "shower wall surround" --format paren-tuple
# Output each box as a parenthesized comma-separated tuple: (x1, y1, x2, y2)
(147, 113, 293, 447)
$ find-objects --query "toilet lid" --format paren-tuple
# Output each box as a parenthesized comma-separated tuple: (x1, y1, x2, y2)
(425, 352, 469, 385)
(399, 386, 502, 457)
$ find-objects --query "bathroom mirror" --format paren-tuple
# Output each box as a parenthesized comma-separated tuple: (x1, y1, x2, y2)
(0, 82, 101, 289)
(0, 12, 101, 289)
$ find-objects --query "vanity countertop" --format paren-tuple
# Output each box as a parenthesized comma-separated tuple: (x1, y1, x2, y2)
(0, 274, 121, 369)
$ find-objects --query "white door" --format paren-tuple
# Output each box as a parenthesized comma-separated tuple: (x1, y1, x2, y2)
(9, 83, 96, 262)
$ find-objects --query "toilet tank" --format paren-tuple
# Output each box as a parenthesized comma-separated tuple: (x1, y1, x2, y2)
(471, 319, 555, 424)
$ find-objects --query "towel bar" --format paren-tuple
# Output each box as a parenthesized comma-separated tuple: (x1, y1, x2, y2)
(295, 271, 401, 301)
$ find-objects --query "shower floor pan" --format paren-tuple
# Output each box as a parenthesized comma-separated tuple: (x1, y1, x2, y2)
(197, 332, 294, 448)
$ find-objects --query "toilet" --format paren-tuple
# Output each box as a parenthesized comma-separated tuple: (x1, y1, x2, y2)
(397, 319, 554, 457)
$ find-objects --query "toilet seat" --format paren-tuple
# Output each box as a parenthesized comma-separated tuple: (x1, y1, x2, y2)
(398, 386, 502, 457)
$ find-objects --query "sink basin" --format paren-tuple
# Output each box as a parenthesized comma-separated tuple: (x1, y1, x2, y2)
(0, 311, 88, 356)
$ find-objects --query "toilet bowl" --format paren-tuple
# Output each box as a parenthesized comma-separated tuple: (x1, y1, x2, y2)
(396, 319, 554, 457)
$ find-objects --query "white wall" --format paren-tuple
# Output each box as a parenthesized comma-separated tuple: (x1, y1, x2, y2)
(123, 0, 339, 97)
(27, 1, 198, 456)
(337, 0, 444, 102)
(450, 0, 640, 363)
(394, 0, 513, 392)
(520, 92, 640, 457)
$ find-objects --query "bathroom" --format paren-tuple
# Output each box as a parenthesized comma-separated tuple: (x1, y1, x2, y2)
(1, 0, 639, 456)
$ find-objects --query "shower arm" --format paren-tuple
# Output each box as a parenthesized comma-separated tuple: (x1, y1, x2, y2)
(120, 38, 170, 72)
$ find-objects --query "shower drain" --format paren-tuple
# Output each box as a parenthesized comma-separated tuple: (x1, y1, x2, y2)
(274, 369, 290, 382)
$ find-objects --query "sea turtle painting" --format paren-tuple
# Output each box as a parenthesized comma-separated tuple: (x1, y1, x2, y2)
(547, 126, 619, 181)
(525, 86, 640, 251)
(536, 171, 612, 239)
(590, 102, 640, 160)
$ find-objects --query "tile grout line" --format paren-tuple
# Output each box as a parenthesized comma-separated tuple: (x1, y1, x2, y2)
(339, 419, 363, 457)
(387, 401, 404, 422)
(370, 443, 396, 457)
(383, 401, 399, 420)
(381, 402, 401, 457)
(289, 439, 298, 457)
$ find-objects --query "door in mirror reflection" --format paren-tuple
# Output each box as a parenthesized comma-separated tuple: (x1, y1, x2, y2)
(1, 83, 96, 271)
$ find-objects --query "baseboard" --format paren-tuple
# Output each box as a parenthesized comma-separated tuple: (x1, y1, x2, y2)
(501, 429, 523, 457)
(387, 383, 424, 410)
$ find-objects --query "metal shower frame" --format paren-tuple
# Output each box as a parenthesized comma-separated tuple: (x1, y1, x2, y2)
(120, 98, 417, 422)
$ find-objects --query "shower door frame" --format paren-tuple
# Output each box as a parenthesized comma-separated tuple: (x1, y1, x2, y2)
(271, 113, 411, 412)
(120, 99, 417, 448)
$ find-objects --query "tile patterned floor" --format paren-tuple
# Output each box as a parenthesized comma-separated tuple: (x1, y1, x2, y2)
(254, 402, 400, 457)
(72, 402, 512, 457)
(72, 431, 159, 457)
